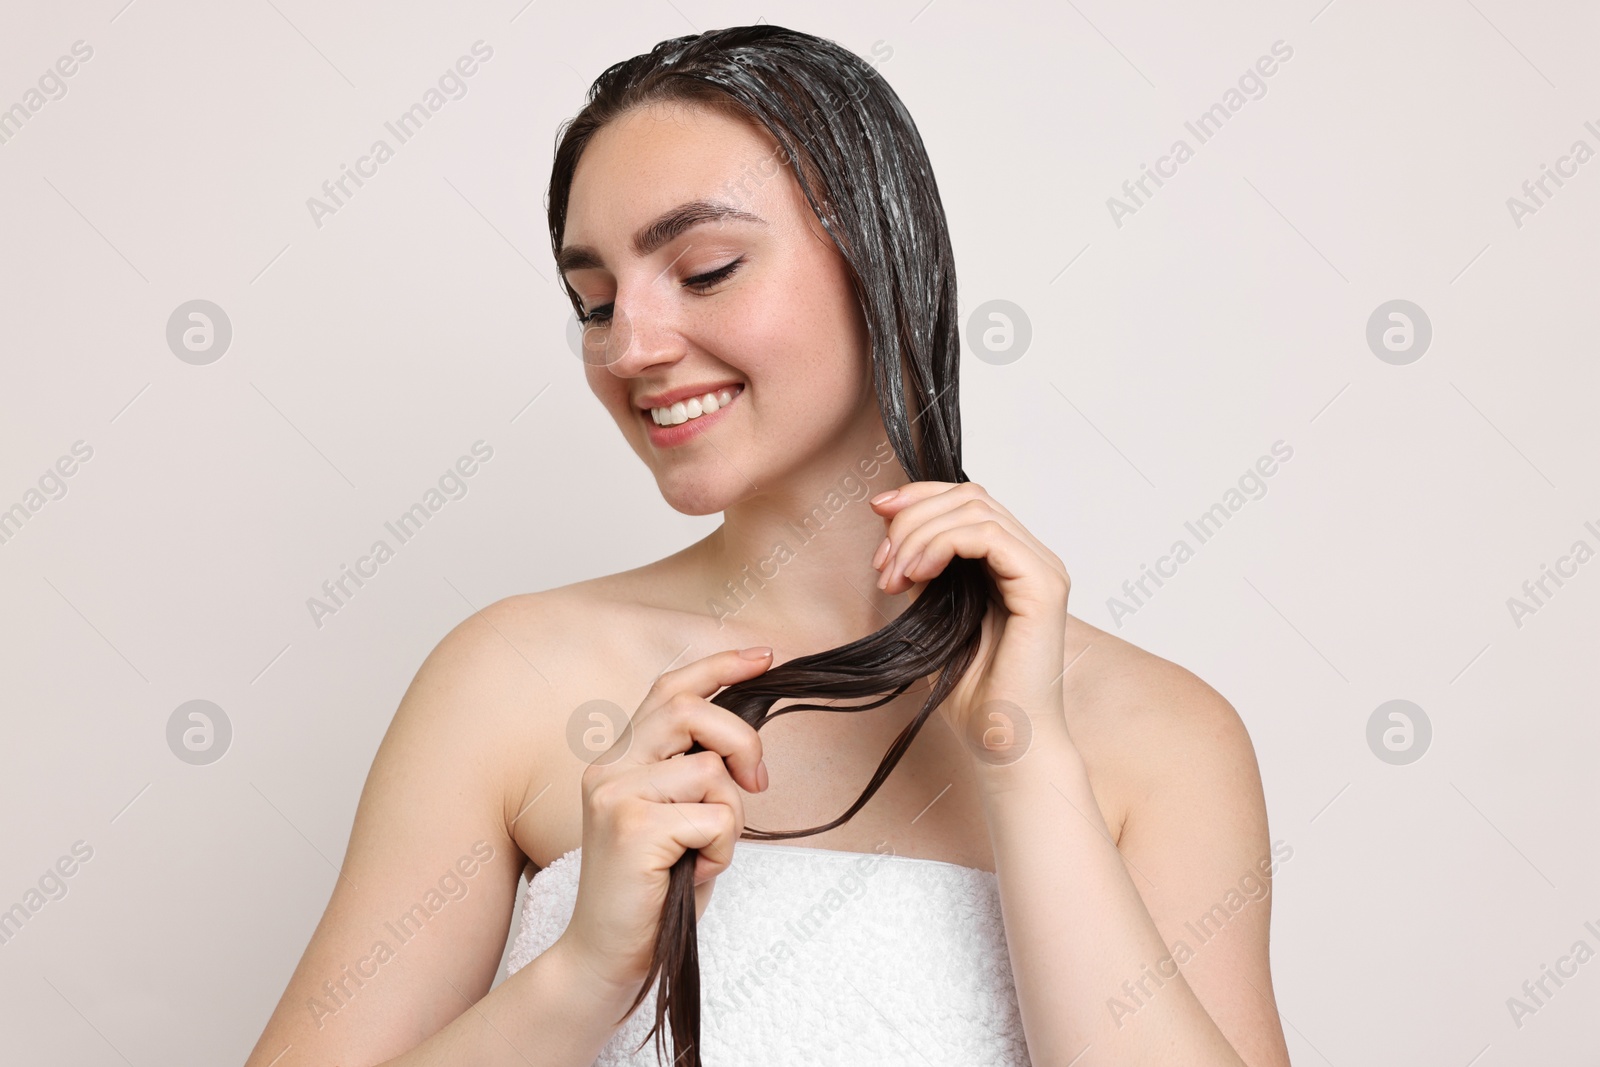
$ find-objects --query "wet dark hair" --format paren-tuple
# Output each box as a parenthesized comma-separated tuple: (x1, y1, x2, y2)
(546, 24, 993, 1067)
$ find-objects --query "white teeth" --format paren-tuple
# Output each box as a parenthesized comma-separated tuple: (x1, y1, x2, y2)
(651, 387, 739, 426)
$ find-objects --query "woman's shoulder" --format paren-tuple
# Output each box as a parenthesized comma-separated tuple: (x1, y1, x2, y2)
(1060, 615, 1260, 840)
(408, 568, 714, 858)
(452, 561, 701, 662)
(425, 562, 715, 737)
(451, 582, 1256, 763)
(1062, 615, 1248, 737)
(423, 580, 1258, 851)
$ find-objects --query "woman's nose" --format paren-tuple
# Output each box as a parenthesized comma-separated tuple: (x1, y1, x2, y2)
(597, 284, 688, 377)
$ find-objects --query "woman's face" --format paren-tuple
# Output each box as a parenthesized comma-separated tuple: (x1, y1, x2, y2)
(559, 100, 879, 516)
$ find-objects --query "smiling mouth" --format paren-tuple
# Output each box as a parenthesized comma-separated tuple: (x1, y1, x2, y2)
(645, 383, 744, 426)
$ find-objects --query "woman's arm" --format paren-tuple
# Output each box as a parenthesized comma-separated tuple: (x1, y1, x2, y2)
(976, 664, 1293, 1067)
(369, 935, 647, 1066)
(866, 481, 1291, 1066)
(241, 599, 628, 1067)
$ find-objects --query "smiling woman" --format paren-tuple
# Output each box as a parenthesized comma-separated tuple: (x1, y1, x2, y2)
(243, 22, 1291, 1067)
(552, 99, 887, 519)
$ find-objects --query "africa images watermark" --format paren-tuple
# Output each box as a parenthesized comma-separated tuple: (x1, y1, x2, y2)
(705, 438, 898, 627)
(0, 840, 96, 948)
(0, 39, 95, 148)
(1504, 117, 1600, 229)
(306, 440, 494, 629)
(1106, 440, 1295, 628)
(306, 841, 497, 1030)
(0, 439, 94, 548)
(304, 40, 494, 229)
(1106, 39, 1295, 228)
(1504, 916, 1600, 1031)
(703, 839, 899, 1015)
(1504, 517, 1600, 630)
(1107, 838, 1293, 1028)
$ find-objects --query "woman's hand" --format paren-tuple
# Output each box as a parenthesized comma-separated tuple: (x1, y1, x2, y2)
(556, 647, 773, 1004)
(869, 481, 1075, 766)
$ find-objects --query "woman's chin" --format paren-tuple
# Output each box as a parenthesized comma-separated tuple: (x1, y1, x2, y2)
(654, 476, 745, 517)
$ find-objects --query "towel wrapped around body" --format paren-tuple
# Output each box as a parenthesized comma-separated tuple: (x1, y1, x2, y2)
(503, 839, 1032, 1066)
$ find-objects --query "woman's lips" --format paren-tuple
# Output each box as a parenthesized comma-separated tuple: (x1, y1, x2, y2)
(643, 384, 743, 448)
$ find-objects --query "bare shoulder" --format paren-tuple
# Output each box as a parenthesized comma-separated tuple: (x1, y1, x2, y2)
(1060, 614, 1262, 844)
(442, 564, 691, 701)
(436, 566, 712, 861)
(427, 575, 669, 746)
(1058, 617, 1288, 1064)
(241, 577, 669, 1064)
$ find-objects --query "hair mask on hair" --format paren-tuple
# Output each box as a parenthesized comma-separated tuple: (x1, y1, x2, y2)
(546, 24, 992, 1067)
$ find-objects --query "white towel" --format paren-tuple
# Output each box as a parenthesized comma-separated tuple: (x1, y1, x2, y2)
(504, 839, 1032, 1065)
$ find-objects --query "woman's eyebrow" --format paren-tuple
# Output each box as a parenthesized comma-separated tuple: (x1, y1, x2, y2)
(557, 198, 766, 276)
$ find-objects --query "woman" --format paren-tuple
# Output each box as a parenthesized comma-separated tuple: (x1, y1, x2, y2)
(245, 24, 1292, 1067)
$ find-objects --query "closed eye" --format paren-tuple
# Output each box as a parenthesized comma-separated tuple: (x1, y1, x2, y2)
(578, 257, 745, 325)
(684, 256, 744, 291)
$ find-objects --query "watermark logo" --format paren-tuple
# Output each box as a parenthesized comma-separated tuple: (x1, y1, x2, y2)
(166, 300, 232, 365)
(565, 306, 634, 368)
(1365, 699, 1430, 765)
(167, 700, 232, 765)
(565, 699, 633, 766)
(966, 299, 1032, 365)
(1365, 299, 1431, 365)
(962, 699, 1034, 767)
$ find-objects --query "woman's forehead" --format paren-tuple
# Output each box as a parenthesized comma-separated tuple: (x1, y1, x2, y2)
(567, 103, 794, 236)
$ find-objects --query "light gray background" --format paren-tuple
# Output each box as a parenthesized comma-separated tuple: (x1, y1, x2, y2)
(2, 0, 1596, 1063)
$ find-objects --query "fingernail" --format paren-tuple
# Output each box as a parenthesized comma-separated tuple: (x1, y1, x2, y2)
(900, 550, 924, 579)
(740, 646, 774, 660)
(757, 758, 770, 791)
(870, 490, 898, 505)
(872, 536, 891, 569)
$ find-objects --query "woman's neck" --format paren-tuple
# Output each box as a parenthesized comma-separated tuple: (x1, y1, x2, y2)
(691, 468, 910, 653)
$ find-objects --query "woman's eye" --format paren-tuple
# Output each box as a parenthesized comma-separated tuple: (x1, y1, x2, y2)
(685, 256, 743, 291)
(579, 257, 742, 323)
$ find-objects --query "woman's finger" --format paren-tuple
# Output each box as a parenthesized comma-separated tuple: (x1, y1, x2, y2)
(878, 498, 1009, 589)
(636, 646, 774, 719)
(893, 521, 1069, 612)
(630, 751, 749, 877)
(630, 748, 748, 808)
(624, 693, 767, 795)
(643, 802, 743, 883)
(874, 482, 1065, 585)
